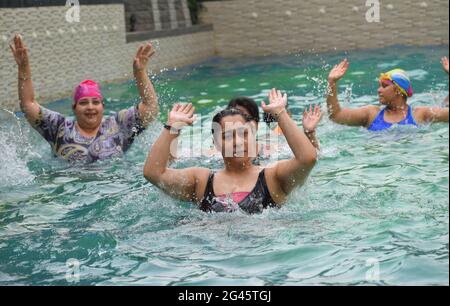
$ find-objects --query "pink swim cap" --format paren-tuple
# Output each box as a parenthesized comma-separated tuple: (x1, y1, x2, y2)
(73, 80, 103, 106)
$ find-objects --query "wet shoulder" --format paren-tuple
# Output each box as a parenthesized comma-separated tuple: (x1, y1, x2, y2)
(412, 106, 428, 124)
(366, 105, 382, 127)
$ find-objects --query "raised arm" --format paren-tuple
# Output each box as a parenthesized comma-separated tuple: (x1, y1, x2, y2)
(9, 34, 40, 124)
(133, 42, 159, 127)
(441, 57, 449, 106)
(302, 104, 323, 150)
(262, 89, 317, 196)
(327, 59, 373, 127)
(415, 106, 449, 123)
(144, 103, 207, 202)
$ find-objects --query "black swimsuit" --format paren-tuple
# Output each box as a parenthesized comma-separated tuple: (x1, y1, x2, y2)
(199, 169, 277, 214)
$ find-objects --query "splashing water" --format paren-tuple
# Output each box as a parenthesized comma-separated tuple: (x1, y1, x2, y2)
(0, 45, 448, 285)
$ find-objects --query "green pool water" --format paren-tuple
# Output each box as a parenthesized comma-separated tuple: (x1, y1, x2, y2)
(0, 45, 448, 285)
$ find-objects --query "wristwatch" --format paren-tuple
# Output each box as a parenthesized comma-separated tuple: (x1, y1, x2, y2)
(164, 124, 180, 134)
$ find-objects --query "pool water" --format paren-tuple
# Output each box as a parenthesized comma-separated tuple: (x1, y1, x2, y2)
(0, 45, 448, 285)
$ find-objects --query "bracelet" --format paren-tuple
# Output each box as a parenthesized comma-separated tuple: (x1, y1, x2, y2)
(164, 124, 180, 134)
(274, 108, 286, 120)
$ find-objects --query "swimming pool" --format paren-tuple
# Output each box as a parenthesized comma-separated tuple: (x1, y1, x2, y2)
(0, 45, 448, 285)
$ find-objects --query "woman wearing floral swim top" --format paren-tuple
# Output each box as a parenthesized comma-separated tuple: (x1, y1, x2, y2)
(10, 34, 160, 162)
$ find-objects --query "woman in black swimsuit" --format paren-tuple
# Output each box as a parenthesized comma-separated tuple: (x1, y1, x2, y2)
(144, 89, 319, 214)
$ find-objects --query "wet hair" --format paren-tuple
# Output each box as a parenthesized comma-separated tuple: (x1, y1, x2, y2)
(211, 108, 252, 135)
(227, 97, 260, 123)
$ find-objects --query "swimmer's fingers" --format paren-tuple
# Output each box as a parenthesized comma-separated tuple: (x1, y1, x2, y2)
(313, 104, 320, 115)
(136, 45, 144, 58)
(337, 58, 349, 71)
(180, 103, 193, 114)
(261, 101, 269, 112)
(268, 88, 275, 102)
(277, 89, 282, 99)
(14, 34, 21, 48)
(16, 34, 25, 50)
(178, 103, 188, 113)
(315, 105, 323, 119)
(343, 59, 350, 71)
(172, 103, 181, 112)
(143, 43, 154, 58)
(184, 103, 193, 114)
(187, 107, 196, 119)
(9, 43, 16, 58)
(143, 43, 152, 53)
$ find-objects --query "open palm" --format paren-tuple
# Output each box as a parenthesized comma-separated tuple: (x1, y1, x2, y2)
(303, 104, 323, 132)
(168, 103, 196, 130)
(9, 34, 29, 69)
(261, 88, 288, 116)
(328, 59, 349, 83)
(133, 42, 155, 72)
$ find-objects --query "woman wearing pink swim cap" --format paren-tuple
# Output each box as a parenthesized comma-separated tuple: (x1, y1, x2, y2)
(10, 34, 160, 162)
(325, 58, 448, 131)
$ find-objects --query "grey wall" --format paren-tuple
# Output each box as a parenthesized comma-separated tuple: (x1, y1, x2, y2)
(0, 4, 213, 110)
(201, 0, 449, 57)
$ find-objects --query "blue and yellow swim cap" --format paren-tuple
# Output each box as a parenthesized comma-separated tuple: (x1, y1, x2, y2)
(380, 69, 413, 97)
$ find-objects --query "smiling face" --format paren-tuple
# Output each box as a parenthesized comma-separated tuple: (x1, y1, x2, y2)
(378, 79, 404, 105)
(73, 97, 104, 130)
(213, 114, 257, 163)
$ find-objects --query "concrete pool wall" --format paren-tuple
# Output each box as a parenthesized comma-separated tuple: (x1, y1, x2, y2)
(201, 0, 449, 57)
(0, 1, 214, 110)
(0, 0, 448, 110)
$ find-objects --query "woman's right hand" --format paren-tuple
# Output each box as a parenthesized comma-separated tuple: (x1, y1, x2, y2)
(167, 103, 196, 130)
(9, 34, 29, 70)
(328, 58, 349, 83)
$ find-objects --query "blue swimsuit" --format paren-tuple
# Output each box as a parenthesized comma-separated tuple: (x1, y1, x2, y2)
(367, 106, 417, 131)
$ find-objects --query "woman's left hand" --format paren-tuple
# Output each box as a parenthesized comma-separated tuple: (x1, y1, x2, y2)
(302, 104, 323, 133)
(262, 88, 288, 117)
(133, 42, 155, 72)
